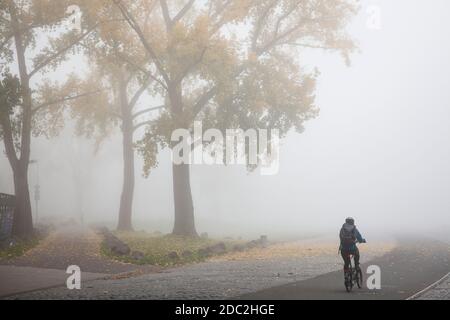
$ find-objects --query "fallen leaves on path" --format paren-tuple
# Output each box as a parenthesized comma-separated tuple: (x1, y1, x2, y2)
(211, 239, 396, 262)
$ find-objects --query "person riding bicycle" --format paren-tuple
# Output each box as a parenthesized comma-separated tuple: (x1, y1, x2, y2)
(339, 217, 366, 272)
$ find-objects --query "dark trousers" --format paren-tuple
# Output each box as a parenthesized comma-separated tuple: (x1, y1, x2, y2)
(341, 247, 360, 271)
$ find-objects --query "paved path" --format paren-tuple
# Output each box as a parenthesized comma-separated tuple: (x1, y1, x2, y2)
(3, 236, 448, 300)
(238, 238, 450, 300)
(1, 226, 159, 273)
(415, 272, 450, 300)
(0, 265, 107, 297)
(0, 226, 159, 298)
(4, 238, 394, 299)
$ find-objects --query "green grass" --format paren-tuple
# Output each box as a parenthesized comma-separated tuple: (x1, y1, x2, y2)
(0, 234, 42, 260)
(102, 231, 241, 267)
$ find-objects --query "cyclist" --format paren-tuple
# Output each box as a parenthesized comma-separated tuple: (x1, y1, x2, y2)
(339, 217, 366, 272)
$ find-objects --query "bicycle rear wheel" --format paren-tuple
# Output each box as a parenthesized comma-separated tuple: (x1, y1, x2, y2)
(345, 269, 353, 292)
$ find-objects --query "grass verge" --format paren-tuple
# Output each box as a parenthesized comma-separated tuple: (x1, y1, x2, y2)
(0, 233, 43, 260)
(102, 231, 241, 267)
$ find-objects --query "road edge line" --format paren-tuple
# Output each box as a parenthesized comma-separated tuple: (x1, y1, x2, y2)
(406, 271, 450, 300)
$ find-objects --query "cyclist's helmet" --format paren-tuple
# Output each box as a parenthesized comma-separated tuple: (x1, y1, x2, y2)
(345, 217, 355, 225)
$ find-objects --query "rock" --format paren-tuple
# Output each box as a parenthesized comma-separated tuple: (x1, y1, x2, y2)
(96, 226, 110, 236)
(130, 250, 145, 261)
(244, 236, 269, 249)
(167, 251, 179, 260)
(110, 241, 130, 256)
(103, 231, 131, 256)
(208, 242, 227, 255)
(198, 247, 212, 258)
(181, 250, 193, 259)
(246, 240, 259, 248)
(259, 235, 268, 246)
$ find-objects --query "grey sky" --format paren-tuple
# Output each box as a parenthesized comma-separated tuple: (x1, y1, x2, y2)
(1, 0, 449, 239)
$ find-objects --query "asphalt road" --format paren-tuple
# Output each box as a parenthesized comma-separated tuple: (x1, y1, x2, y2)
(238, 238, 450, 300)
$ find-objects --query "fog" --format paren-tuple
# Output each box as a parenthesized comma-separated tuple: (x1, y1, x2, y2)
(1, 0, 450, 241)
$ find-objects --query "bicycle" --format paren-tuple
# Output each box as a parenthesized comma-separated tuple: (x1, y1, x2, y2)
(344, 252, 363, 292)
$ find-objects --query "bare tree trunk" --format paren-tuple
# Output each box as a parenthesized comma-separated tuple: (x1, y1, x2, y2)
(8, 1, 33, 237)
(117, 73, 135, 231)
(117, 123, 135, 231)
(168, 83, 198, 237)
(171, 163, 197, 237)
(0, 120, 33, 237)
(12, 163, 33, 237)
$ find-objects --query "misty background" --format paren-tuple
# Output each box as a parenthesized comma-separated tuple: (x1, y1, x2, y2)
(1, 0, 449, 240)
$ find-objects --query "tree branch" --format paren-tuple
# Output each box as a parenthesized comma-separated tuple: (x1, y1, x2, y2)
(273, 2, 302, 40)
(209, 0, 235, 35)
(251, 0, 278, 52)
(116, 53, 168, 90)
(159, 0, 172, 31)
(129, 74, 154, 109)
(0, 34, 14, 51)
(160, 0, 195, 31)
(132, 105, 165, 119)
(1, 20, 66, 51)
(0, 16, 11, 24)
(28, 23, 99, 78)
(258, 15, 335, 55)
(32, 89, 104, 114)
(175, 46, 207, 84)
(172, 0, 196, 25)
(192, 86, 217, 116)
(133, 119, 154, 132)
(287, 42, 331, 50)
(114, 0, 170, 85)
(210, 0, 232, 20)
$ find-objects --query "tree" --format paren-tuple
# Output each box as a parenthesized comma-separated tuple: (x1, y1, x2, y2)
(113, 0, 358, 237)
(69, 0, 163, 231)
(0, 0, 100, 236)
